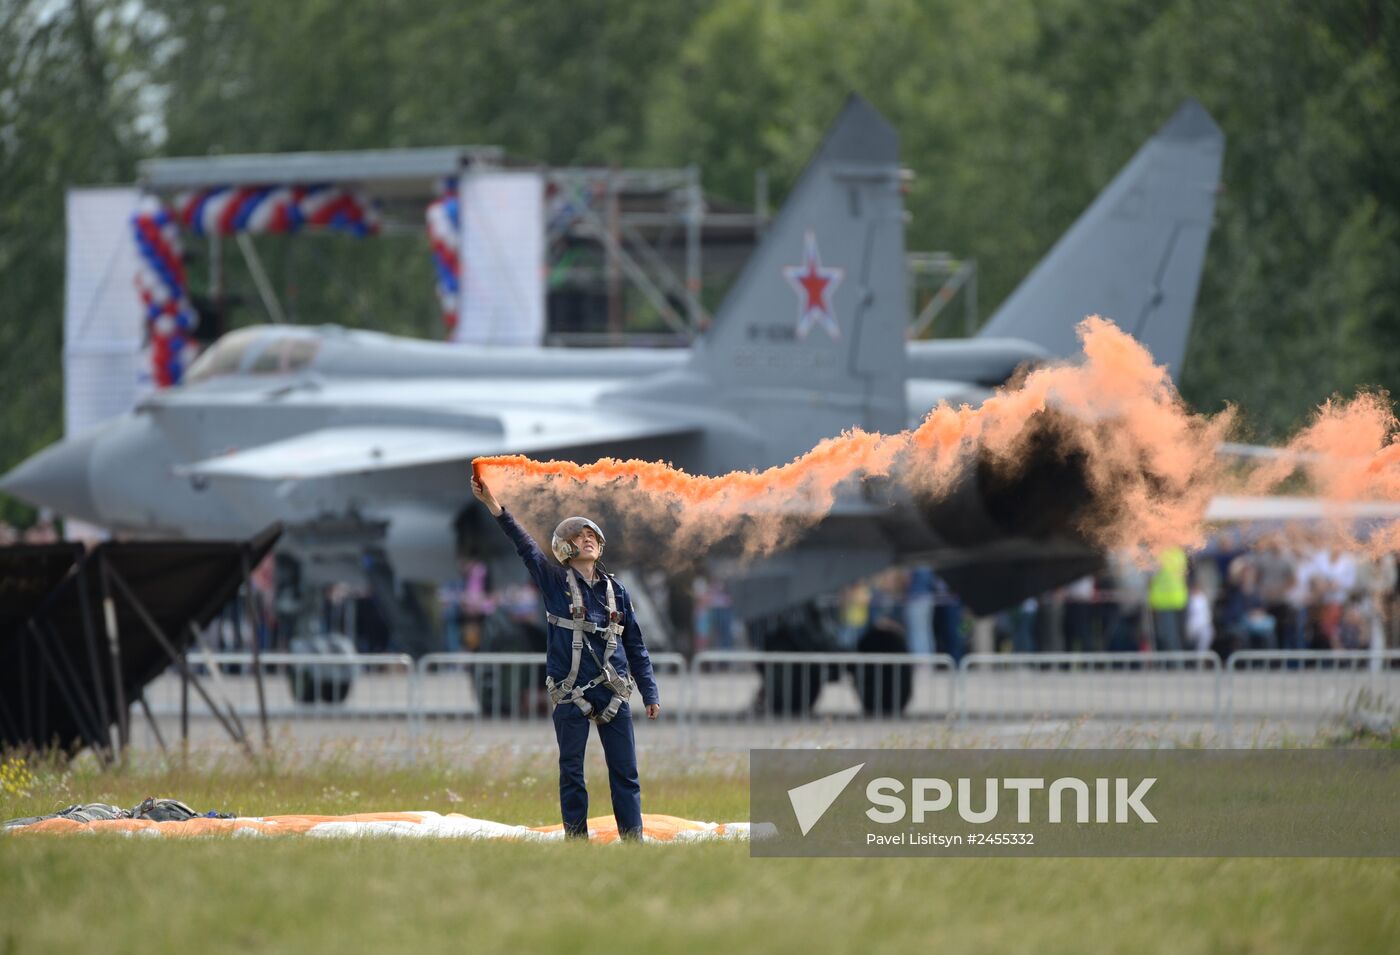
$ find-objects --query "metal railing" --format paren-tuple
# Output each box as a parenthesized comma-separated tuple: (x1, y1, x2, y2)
(957, 652, 1224, 731)
(132, 651, 418, 753)
(413, 651, 690, 751)
(1225, 649, 1400, 743)
(688, 650, 957, 749)
(143, 651, 418, 717)
(121, 648, 1399, 755)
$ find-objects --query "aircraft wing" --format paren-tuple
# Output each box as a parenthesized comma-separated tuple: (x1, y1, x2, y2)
(178, 413, 698, 481)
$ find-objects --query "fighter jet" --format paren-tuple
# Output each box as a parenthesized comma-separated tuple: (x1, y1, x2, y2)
(2, 95, 1225, 649)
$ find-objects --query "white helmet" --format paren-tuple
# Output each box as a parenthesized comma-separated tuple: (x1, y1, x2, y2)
(551, 516, 606, 564)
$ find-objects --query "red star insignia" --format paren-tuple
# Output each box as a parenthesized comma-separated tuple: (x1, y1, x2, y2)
(783, 230, 845, 340)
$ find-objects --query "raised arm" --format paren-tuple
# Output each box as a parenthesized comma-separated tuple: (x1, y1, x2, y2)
(472, 474, 552, 590)
(470, 474, 502, 517)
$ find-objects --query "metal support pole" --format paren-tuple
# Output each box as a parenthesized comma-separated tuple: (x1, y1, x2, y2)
(209, 230, 222, 300)
(236, 232, 288, 324)
(755, 169, 770, 235)
(606, 170, 623, 335)
(180, 663, 189, 751)
(97, 555, 130, 752)
(73, 559, 115, 754)
(136, 694, 168, 755)
(965, 260, 978, 336)
(685, 165, 703, 331)
(1224, 660, 1235, 747)
(576, 200, 691, 337)
(40, 618, 110, 750)
(28, 619, 109, 762)
(18, 628, 32, 740)
(619, 221, 707, 331)
(105, 565, 254, 759)
(910, 257, 975, 340)
(241, 547, 271, 750)
(188, 621, 249, 742)
(1213, 661, 1225, 742)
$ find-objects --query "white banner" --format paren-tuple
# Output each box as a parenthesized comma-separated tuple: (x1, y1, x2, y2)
(454, 171, 544, 346)
(64, 187, 147, 437)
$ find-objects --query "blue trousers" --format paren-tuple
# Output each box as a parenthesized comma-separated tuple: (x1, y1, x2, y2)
(1153, 609, 1184, 652)
(552, 686, 642, 838)
(934, 603, 964, 663)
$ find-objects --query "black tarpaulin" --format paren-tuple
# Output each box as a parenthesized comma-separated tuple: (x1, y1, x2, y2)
(0, 526, 279, 753)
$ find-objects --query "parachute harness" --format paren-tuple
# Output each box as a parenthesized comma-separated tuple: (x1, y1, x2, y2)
(544, 571, 634, 724)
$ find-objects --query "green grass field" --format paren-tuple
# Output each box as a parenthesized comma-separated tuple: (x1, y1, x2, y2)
(2, 750, 1397, 954)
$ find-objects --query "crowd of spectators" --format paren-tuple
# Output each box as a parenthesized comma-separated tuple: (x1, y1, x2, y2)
(1158, 535, 1397, 655)
(831, 535, 1400, 661)
(10, 512, 1393, 660)
(169, 541, 1400, 660)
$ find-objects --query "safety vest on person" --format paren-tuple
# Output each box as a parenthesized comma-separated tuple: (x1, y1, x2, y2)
(543, 571, 635, 724)
(1148, 547, 1189, 611)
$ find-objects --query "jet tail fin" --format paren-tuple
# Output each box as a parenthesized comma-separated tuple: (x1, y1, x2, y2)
(978, 99, 1225, 381)
(664, 95, 908, 469)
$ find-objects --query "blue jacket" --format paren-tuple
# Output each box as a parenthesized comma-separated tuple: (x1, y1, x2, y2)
(495, 507, 660, 707)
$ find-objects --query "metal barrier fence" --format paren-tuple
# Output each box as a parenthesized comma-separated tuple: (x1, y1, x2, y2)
(132, 652, 417, 752)
(119, 649, 1400, 755)
(1226, 649, 1400, 743)
(688, 651, 957, 749)
(957, 652, 1224, 731)
(414, 651, 690, 752)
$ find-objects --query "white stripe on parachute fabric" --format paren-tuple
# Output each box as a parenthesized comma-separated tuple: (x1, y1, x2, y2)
(7, 811, 765, 843)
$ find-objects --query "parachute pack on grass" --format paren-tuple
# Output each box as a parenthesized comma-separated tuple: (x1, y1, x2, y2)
(4, 804, 753, 843)
(3, 797, 233, 831)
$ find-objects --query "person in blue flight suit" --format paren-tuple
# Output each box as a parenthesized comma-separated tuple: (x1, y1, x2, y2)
(471, 474, 661, 841)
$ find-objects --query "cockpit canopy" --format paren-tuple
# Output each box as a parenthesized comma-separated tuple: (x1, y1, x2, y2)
(184, 327, 321, 383)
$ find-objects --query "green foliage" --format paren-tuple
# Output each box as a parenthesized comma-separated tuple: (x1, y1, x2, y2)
(1125, 0, 1400, 437)
(2, 0, 1398, 518)
(0, 0, 145, 524)
(645, 0, 1400, 440)
(143, 0, 708, 342)
(149, 0, 704, 163)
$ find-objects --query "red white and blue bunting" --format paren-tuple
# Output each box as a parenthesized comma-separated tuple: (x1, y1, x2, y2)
(175, 185, 381, 237)
(425, 179, 461, 336)
(131, 198, 198, 388)
(132, 185, 381, 386)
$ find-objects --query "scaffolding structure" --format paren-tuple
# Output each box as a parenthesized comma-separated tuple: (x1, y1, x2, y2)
(137, 145, 973, 345)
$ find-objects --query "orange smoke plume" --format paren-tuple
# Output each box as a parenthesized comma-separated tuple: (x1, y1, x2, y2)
(474, 317, 1261, 568)
(1243, 390, 1400, 553)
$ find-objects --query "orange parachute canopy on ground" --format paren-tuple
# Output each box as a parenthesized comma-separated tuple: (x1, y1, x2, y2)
(8, 811, 756, 844)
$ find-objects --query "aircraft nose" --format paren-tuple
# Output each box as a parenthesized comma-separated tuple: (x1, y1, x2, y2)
(0, 430, 100, 522)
